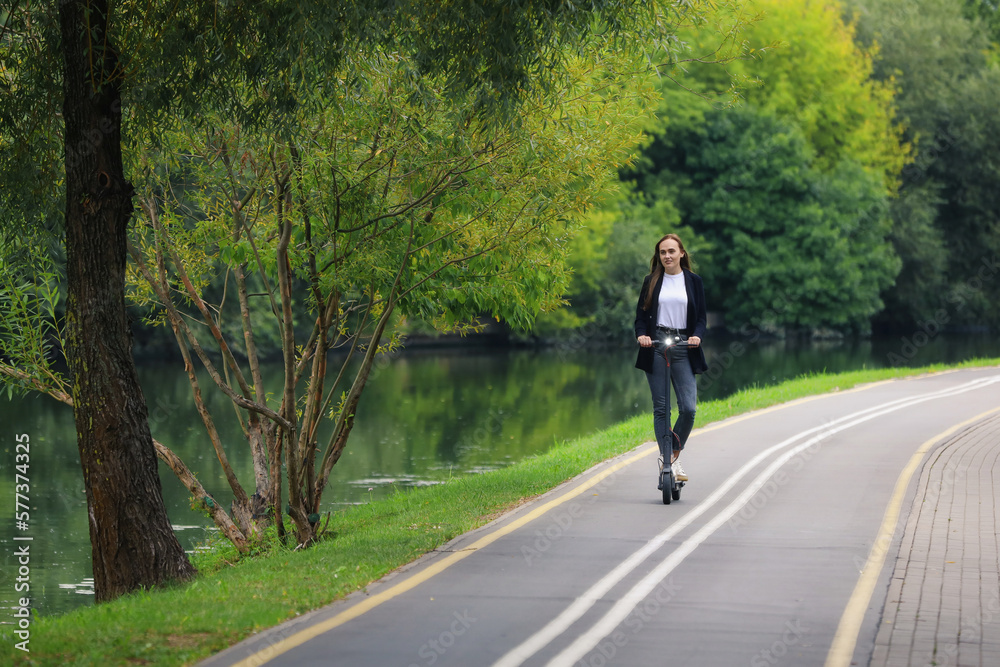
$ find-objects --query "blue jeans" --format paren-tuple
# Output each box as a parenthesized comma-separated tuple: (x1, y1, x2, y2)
(645, 341, 698, 460)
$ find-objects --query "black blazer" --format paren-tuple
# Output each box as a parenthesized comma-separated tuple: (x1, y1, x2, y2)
(633, 269, 708, 374)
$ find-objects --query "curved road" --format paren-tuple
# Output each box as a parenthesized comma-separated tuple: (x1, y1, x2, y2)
(201, 367, 1000, 667)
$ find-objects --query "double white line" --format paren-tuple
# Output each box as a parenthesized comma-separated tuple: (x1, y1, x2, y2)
(493, 374, 1000, 667)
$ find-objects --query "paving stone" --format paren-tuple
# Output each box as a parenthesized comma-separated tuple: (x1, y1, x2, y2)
(867, 413, 1000, 667)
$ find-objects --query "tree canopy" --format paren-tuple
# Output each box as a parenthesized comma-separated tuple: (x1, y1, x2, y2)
(117, 41, 659, 546)
(847, 0, 1000, 329)
(635, 106, 900, 332)
(557, 0, 910, 336)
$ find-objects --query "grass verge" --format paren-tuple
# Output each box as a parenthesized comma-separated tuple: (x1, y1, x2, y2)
(5, 360, 998, 666)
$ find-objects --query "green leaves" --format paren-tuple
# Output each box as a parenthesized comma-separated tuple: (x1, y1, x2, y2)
(0, 233, 69, 400)
(644, 106, 899, 333)
(847, 0, 1000, 328)
(555, 0, 913, 337)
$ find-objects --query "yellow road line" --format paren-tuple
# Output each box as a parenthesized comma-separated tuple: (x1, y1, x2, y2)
(824, 405, 1000, 667)
(230, 377, 897, 666)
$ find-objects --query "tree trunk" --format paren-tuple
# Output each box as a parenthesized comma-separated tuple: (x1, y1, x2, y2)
(59, 0, 195, 602)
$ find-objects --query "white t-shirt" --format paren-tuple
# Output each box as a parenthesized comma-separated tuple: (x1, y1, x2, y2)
(656, 272, 688, 329)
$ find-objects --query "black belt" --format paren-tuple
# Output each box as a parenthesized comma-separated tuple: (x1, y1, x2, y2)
(656, 326, 682, 335)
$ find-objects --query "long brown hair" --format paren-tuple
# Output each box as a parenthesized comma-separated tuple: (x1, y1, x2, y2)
(643, 233, 691, 310)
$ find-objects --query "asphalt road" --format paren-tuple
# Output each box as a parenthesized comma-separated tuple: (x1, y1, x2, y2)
(200, 367, 1000, 667)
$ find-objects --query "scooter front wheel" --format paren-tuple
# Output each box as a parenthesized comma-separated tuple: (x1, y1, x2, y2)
(661, 469, 673, 505)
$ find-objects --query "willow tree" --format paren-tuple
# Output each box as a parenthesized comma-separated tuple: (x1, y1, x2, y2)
(1, 0, 733, 597)
(2, 0, 197, 602)
(119, 44, 658, 548)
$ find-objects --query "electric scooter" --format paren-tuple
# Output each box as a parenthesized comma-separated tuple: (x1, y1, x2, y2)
(657, 335, 690, 505)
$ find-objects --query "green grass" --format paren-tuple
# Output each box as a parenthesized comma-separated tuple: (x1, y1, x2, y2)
(5, 360, 998, 666)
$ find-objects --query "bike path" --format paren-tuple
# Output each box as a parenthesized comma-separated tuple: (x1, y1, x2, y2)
(199, 366, 1000, 667)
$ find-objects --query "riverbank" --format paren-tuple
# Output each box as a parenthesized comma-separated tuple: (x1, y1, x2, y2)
(5, 359, 999, 666)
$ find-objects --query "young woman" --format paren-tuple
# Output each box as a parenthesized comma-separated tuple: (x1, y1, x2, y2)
(634, 233, 708, 484)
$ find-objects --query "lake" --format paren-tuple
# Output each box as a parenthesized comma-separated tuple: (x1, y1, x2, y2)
(2, 332, 999, 617)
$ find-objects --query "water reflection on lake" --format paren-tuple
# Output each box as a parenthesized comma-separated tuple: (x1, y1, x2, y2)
(2, 333, 998, 616)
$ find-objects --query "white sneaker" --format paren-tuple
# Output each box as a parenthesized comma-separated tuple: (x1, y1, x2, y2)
(672, 461, 688, 482)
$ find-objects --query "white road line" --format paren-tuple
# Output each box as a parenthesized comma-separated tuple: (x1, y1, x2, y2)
(491, 374, 1000, 667)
